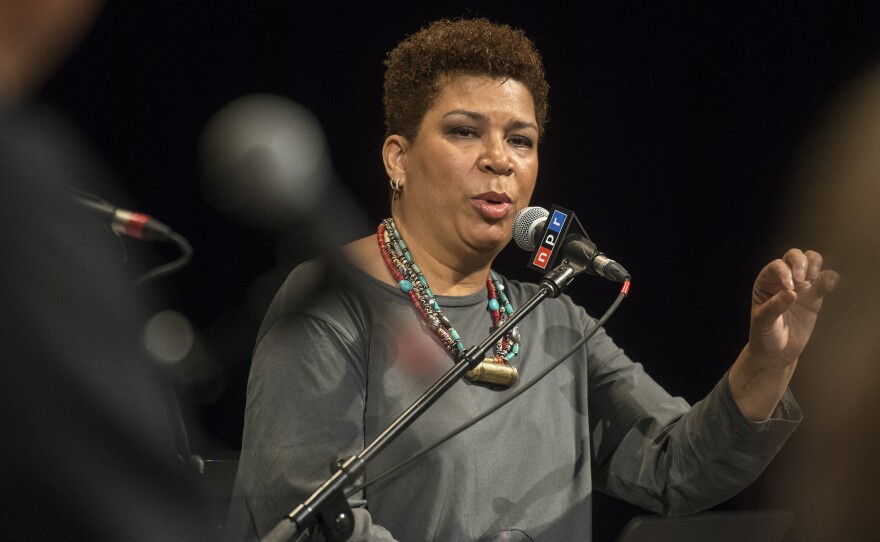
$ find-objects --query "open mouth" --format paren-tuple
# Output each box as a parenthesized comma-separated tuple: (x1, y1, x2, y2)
(473, 191, 512, 204)
(472, 192, 513, 220)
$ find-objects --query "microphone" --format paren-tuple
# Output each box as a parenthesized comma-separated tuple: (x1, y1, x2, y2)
(199, 93, 333, 228)
(75, 196, 173, 241)
(512, 206, 629, 282)
(512, 206, 550, 251)
(199, 92, 370, 256)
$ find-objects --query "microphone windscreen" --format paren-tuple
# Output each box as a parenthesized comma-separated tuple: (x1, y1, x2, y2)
(512, 206, 549, 251)
(199, 93, 332, 228)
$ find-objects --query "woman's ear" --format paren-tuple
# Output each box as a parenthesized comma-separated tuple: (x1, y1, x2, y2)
(382, 134, 408, 181)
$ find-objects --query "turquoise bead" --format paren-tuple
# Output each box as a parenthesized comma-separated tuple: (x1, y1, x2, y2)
(505, 305, 514, 315)
(512, 344, 520, 354)
(399, 279, 413, 292)
(505, 352, 516, 361)
(488, 298, 500, 311)
(450, 329, 460, 341)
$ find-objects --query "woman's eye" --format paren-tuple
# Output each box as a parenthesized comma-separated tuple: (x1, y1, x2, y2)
(509, 135, 534, 149)
(451, 127, 479, 138)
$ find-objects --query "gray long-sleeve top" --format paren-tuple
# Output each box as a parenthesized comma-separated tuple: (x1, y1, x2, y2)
(225, 259, 800, 541)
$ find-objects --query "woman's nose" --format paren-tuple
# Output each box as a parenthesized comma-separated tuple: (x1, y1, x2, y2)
(478, 136, 514, 176)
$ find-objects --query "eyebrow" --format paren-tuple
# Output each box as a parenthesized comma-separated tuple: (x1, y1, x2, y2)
(442, 109, 539, 133)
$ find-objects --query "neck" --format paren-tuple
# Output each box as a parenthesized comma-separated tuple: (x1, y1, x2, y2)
(390, 214, 496, 297)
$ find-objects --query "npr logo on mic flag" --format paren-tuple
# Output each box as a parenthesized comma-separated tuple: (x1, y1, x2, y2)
(528, 205, 580, 274)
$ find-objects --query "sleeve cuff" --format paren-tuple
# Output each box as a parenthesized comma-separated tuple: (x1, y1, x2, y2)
(720, 370, 803, 434)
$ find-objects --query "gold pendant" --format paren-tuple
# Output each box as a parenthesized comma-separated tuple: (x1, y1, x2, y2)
(464, 357, 518, 387)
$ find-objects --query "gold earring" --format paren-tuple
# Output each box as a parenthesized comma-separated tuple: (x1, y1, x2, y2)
(389, 178, 402, 198)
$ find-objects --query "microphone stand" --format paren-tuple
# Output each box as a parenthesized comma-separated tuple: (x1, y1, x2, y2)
(261, 263, 583, 542)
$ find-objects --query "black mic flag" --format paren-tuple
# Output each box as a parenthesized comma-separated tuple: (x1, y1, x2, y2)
(513, 205, 629, 283)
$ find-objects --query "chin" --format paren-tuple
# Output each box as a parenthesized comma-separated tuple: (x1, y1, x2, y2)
(461, 219, 511, 253)
(471, 231, 511, 254)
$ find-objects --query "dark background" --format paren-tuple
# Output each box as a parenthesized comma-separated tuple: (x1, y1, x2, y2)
(39, 2, 880, 540)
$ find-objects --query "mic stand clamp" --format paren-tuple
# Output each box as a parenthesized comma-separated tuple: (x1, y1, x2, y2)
(540, 260, 579, 296)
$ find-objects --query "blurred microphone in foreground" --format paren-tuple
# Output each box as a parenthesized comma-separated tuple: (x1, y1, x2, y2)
(199, 93, 370, 283)
(200, 94, 328, 226)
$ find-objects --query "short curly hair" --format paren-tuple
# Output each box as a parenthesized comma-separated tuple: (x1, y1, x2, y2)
(383, 18, 549, 141)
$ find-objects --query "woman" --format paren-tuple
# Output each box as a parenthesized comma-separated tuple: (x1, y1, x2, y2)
(226, 18, 837, 541)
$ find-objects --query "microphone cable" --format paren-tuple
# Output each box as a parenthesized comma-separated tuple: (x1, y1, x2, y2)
(346, 277, 632, 498)
(70, 188, 193, 286)
(131, 230, 192, 286)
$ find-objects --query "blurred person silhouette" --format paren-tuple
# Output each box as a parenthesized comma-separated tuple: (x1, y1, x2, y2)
(227, 18, 839, 542)
(0, 1, 212, 540)
(758, 64, 880, 541)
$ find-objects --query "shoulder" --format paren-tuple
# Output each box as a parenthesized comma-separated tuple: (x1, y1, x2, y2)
(257, 257, 367, 342)
(257, 253, 408, 343)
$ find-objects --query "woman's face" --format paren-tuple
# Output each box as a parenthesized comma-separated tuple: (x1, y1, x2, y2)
(389, 74, 539, 260)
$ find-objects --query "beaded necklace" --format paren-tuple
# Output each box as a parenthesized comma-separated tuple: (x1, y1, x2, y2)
(377, 218, 520, 387)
